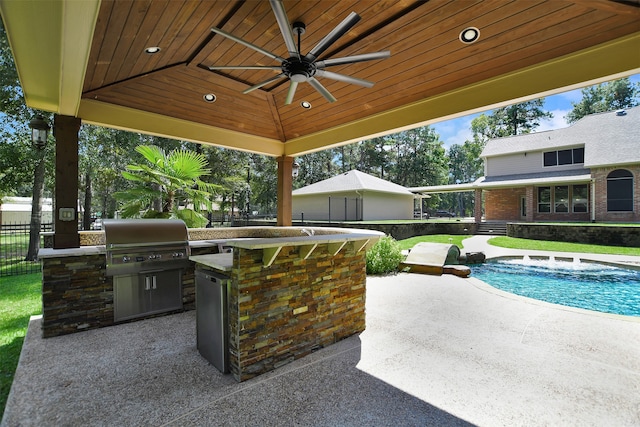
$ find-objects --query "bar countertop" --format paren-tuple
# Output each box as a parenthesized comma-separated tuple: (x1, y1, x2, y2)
(189, 253, 233, 272)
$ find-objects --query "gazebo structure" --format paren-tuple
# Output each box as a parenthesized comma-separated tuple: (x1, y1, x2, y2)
(1, 0, 638, 248)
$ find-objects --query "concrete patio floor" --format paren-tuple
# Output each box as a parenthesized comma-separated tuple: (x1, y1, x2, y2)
(3, 238, 640, 426)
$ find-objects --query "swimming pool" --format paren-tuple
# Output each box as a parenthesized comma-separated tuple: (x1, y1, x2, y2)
(471, 257, 640, 317)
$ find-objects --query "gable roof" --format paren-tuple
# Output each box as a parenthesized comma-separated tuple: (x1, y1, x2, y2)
(293, 170, 413, 197)
(481, 107, 640, 168)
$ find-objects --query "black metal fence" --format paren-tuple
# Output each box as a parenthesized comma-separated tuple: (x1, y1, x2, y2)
(0, 222, 53, 277)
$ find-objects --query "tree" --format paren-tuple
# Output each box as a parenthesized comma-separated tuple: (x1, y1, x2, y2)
(484, 99, 553, 137)
(566, 78, 640, 123)
(392, 126, 447, 188)
(113, 145, 221, 227)
(447, 141, 483, 216)
(296, 149, 338, 188)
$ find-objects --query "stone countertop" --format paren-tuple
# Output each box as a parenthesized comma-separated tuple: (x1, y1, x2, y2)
(227, 232, 382, 249)
(189, 253, 233, 272)
(37, 230, 383, 259)
(38, 246, 106, 259)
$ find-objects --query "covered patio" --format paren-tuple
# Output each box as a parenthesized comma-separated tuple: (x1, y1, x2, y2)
(1, 0, 639, 247)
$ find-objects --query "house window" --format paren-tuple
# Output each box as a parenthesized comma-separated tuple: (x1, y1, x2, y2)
(607, 169, 633, 211)
(554, 186, 569, 213)
(572, 184, 588, 213)
(538, 187, 551, 212)
(543, 147, 584, 167)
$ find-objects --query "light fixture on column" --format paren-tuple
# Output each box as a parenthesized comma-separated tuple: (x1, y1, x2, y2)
(292, 162, 300, 178)
(29, 115, 50, 149)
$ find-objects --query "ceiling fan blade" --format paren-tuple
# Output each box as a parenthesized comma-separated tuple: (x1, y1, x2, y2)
(315, 51, 391, 68)
(211, 26, 284, 63)
(315, 70, 374, 88)
(269, 0, 300, 59)
(243, 73, 287, 94)
(208, 65, 282, 71)
(308, 77, 337, 103)
(285, 81, 299, 105)
(305, 12, 361, 62)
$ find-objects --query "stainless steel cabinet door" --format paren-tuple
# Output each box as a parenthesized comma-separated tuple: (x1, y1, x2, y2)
(149, 269, 183, 313)
(114, 274, 150, 322)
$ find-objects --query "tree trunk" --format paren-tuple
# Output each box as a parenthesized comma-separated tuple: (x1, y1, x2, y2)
(152, 183, 162, 212)
(25, 150, 46, 261)
(82, 171, 92, 230)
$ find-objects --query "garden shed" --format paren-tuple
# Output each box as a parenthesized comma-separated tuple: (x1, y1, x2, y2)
(292, 170, 414, 221)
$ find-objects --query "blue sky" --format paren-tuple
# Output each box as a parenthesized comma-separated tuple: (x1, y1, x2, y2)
(432, 74, 640, 150)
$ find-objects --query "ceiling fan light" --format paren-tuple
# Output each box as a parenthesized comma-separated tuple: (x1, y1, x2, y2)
(144, 46, 161, 54)
(459, 27, 480, 44)
(300, 101, 311, 109)
(290, 73, 308, 83)
(203, 93, 216, 103)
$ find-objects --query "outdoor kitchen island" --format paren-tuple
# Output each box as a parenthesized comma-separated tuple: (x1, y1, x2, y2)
(190, 230, 383, 381)
(39, 225, 383, 382)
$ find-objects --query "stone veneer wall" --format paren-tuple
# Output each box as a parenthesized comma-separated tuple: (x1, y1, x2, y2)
(41, 247, 213, 338)
(508, 223, 640, 247)
(42, 254, 112, 338)
(228, 242, 366, 382)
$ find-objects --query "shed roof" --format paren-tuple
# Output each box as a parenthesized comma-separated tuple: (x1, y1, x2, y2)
(293, 170, 413, 196)
(481, 107, 640, 168)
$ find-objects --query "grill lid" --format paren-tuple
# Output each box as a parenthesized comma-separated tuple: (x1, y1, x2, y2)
(103, 219, 189, 247)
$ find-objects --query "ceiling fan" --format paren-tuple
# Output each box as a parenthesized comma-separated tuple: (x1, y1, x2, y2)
(206, 0, 391, 105)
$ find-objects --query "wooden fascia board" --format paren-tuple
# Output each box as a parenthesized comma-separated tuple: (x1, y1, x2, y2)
(0, 0, 100, 116)
(77, 99, 285, 156)
(283, 32, 640, 157)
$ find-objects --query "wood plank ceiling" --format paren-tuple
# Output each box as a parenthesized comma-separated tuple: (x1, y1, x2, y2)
(82, 0, 640, 149)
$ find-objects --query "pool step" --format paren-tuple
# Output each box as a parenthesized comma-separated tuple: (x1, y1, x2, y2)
(476, 221, 507, 236)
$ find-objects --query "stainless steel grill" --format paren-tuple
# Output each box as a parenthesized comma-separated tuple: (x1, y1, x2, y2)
(104, 219, 190, 277)
(104, 219, 191, 322)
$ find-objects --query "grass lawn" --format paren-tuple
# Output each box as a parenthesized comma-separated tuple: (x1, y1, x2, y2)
(0, 273, 41, 418)
(488, 236, 640, 256)
(397, 234, 467, 251)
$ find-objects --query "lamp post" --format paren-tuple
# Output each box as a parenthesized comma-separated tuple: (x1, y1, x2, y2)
(25, 115, 51, 261)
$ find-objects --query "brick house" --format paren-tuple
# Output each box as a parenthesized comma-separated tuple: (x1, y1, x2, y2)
(477, 107, 640, 223)
(410, 107, 640, 223)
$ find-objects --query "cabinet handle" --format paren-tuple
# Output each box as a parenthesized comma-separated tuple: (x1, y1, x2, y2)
(145, 276, 151, 290)
(152, 275, 157, 290)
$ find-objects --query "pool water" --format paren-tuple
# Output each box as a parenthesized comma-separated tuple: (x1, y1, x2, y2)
(471, 257, 640, 317)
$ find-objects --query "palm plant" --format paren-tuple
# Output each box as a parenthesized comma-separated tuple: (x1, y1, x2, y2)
(114, 145, 221, 227)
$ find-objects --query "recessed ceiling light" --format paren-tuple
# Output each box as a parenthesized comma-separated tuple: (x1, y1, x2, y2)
(144, 46, 161, 54)
(459, 27, 480, 44)
(203, 93, 216, 103)
(300, 101, 312, 109)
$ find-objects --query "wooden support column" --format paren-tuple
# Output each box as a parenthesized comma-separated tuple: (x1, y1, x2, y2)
(276, 156, 293, 226)
(53, 114, 81, 249)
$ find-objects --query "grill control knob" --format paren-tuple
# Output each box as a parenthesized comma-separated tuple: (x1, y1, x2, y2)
(172, 252, 184, 258)
(122, 256, 131, 263)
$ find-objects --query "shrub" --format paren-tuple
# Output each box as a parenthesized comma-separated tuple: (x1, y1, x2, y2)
(366, 235, 404, 275)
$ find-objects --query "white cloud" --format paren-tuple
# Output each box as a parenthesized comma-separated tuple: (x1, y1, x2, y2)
(537, 109, 571, 132)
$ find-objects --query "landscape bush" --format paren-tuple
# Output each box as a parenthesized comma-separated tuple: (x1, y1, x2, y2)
(366, 235, 404, 275)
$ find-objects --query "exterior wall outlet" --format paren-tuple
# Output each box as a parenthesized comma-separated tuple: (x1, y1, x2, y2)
(58, 208, 75, 221)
